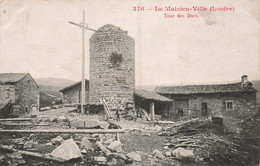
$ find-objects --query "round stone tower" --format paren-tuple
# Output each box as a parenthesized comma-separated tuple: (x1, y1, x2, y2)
(89, 24, 135, 109)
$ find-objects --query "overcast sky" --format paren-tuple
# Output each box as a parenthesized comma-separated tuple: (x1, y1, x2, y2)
(0, 0, 259, 86)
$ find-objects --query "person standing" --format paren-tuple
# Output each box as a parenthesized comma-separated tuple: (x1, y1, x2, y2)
(188, 108, 191, 120)
(31, 104, 38, 118)
(116, 107, 120, 122)
(132, 109, 137, 121)
(12, 105, 20, 118)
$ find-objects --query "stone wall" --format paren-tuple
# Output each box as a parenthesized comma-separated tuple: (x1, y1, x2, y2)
(63, 85, 89, 105)
(165, 92, 257, 132)
(89, 24, 135, 109)
(15, 74, 39, 114)
(166, 92, 257, 118)
(0, 84, 15, 110)
(189, 92, 257, 118)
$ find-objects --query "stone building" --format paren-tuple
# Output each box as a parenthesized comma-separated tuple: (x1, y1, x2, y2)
(155, 75, 257, 119)
(60, 80, 89, 105)
(40, 92, 60, 108)
(89, 24, 135, 109)
(0, 73, 39, 117)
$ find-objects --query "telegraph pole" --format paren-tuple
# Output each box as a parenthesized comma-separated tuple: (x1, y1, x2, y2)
(69, 9, 97, 114)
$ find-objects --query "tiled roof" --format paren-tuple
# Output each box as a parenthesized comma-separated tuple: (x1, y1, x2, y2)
(0, 73, 29, 84)
(155, 82, 257, 95)
(60, 79, 89, 92)
(134, 89, 172, 102)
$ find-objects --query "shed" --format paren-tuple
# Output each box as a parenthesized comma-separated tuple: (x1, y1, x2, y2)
(134, 89, 173, 120)
(60, 79, 89, 105)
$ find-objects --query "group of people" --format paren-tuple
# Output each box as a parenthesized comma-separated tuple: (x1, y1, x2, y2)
(13, 104, 38, 118)
(177, 107, 192, 119)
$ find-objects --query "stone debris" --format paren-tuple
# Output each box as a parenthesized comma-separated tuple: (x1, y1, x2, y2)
(69, 119, 100, 129)
(91, 134, 100, 138)
(99, 121, 110, 129)
(107, 141, 122, 152)
(60, 134, 70, 140)
(6, 152, 26, 165)
(0, 155, 5, 161)
(165, 151, 171, 157)
(153, 149, 164, 159)
(81, 149, 87, 154)
(51, 139, 82, 160)
(85, 120, 100, 129)
(49, 116, 57, 122)
(107, 121, 122, 129)
(172, 147, 195, 162)
(163, 146, 169, 150)
(142, 133, 151, 136)
(56, 116, 67, 122)
(108, 152, 128, 161)
(107, 157, 117, 165)
(80, 137, 93, 150)
(28, 134, 36, 140)
(45, 142, 53, 146)
(40, 107, 51, 111)
(52, 105, 62, 109)
(23, 140, 38, 149)
(94, 156, 107, 163)
(70, 119, 85, 129)
(96, 141, 112, 156)
(127, 152, 142, 162)
(51, 136, 64, 145)
(11, 138, 24, 144)
(104, 138, 114, 145)
(153, 125, 162, 132)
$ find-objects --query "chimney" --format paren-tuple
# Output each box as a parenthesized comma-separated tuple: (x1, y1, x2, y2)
(241, 75, 248, 86)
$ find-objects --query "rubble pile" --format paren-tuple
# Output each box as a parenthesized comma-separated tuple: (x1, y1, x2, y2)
(0, 131, 137, 165)
(158, 118, 249, 165)
(235, 112, 260, 165)
(159, 118, 223, 136)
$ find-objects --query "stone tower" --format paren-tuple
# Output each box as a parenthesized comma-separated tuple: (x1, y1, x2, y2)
(89, 24, 135, 109)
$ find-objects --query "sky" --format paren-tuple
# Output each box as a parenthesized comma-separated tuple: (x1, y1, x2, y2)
(0, 0, 259, 86)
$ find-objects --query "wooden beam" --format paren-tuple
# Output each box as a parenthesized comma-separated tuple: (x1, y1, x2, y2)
(170, 101, 174, 117)
(149, 101, 155, 121)
(0, 118, 31, 122)
(0, 145, 65, 162)
(0, 129, 124, 134)
(154, 120, 175, 124)
(140, 108, 151, 121)
(116, 133, 120, 142)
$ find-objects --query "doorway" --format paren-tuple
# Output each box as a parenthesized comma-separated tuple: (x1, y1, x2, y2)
(201, 102, 208, 116)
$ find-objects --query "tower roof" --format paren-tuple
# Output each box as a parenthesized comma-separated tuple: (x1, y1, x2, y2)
(97, 24, 127, 33)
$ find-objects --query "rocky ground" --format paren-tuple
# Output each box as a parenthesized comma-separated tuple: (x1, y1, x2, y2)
(0, 107, 259, 166)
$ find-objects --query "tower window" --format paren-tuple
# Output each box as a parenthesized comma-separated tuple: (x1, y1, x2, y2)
(110, 52, 123, 67)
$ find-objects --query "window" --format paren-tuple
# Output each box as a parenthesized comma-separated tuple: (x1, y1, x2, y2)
(110, 52, 123, 67)
(227, 102, 233, 109)
(225, 100, 234, 110)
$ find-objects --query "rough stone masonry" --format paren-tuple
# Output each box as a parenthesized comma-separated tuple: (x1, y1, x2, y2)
(89, 24, 135, 109)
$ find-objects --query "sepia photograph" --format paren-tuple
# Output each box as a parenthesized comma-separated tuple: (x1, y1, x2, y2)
(0, 0, 259, 165)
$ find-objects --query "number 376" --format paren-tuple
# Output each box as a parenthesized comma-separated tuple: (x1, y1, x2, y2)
(132, 6, 145, 11)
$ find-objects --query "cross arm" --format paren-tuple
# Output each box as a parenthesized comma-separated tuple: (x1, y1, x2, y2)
(68, 21, 97, 32)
